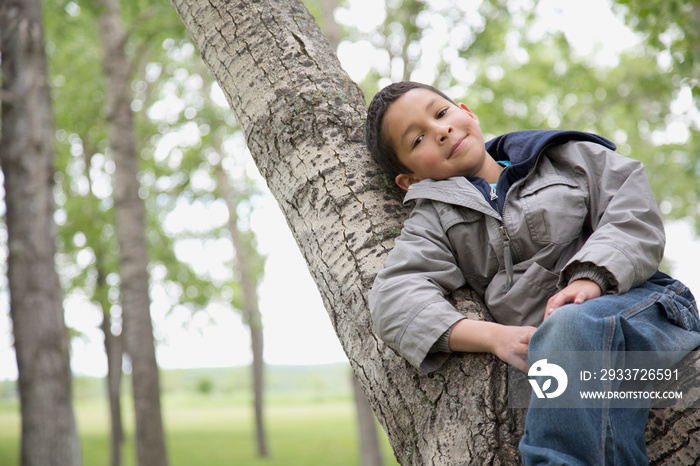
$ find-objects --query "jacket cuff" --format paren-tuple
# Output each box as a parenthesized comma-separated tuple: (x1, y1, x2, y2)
(564, 262, 613, 294)
(429, 321, 461, 354)
(398, 299, 465, 373)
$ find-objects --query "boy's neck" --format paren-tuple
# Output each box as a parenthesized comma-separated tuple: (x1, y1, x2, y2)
(480, 158, 506, 185)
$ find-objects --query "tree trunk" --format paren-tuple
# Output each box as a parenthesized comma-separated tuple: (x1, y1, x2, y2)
(96, 0, 168, 465)
(353, 375, 384, 466)
(84, 145, 125, 466)
(319, 0, 342, 50)
(100, 304, 124, 466)
(315, 4, 386, 463)
(169, 0, 700, 463)
(216, 163, 268, 457)
(0, 1, 81, 465)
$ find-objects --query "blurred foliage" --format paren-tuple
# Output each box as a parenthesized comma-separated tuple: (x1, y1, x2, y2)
(41, 0, 265, 349)
(339, 0, 699, 234)
(195, 378, 213, 395)
(612, 0, 699, 99)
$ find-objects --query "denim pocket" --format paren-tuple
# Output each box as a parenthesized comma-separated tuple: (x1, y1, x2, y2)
(658, 286, 700, 333)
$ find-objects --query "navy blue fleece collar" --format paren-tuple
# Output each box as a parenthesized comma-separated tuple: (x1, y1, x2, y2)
(471, 130, 616, 214)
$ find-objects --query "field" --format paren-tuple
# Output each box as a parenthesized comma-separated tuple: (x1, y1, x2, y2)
(0, 364, 399, 466)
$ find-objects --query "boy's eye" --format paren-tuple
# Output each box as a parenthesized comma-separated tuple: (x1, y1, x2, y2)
(412, 135, 423, 148)
(437, 108, 447, 118)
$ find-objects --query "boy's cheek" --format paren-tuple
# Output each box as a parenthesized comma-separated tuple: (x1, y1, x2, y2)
(422, 152, 441, 167)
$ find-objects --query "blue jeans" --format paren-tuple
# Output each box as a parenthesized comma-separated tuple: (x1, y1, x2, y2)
(519, 275, 700, 465)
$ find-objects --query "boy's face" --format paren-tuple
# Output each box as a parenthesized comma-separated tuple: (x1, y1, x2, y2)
(383, 88, 487, 190)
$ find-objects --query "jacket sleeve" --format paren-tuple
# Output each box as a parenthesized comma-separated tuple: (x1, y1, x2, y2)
(368, 200, 467, 372)
(559, 142, 665, 294)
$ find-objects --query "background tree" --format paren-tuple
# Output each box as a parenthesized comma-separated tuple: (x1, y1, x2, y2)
(0, 0, 81, 464)
(96, 0, 169, 463)
(169, 0, 700, 463)
(216, 158, 268, 457)
(42, 0, 270, 462)
(352, 375, 384, 466)
(44, 0, 129, 461)
(149, 45, 270, 457)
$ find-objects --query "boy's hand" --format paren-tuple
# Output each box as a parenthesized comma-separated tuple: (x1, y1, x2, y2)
(449, 320, 535, 372)
(491, 325, 536, 373)
(543, 279, 602, 322)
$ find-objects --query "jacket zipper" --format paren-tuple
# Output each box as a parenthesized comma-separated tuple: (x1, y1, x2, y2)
(496, 146, 552, 293)
(499, 223, 514, 292)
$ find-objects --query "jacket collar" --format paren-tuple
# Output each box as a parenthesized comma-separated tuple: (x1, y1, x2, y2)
(404, 177, 500, 217)
(485, 130, 615, 186)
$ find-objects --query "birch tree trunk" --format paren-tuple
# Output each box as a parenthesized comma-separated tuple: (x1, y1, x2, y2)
(169, 0, 700, 463)
(353, 375, 384, 466)
(96, 0, 168, 464)
(216, 162, 268, 457)
(0, 0, 81, 464)
(100, 304, 124, 466)
(84, 145, 125, 466)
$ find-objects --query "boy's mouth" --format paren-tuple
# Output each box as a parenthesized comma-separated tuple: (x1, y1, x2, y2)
(449, 137, 466, 159)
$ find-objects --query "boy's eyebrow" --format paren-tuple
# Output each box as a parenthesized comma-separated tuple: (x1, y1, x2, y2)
(399, 96, 440, 149)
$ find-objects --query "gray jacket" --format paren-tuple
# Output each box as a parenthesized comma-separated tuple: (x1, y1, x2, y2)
(368, 140, 665, 372)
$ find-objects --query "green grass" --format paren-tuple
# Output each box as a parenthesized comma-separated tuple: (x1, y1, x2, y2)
(0, 400, 19, 466)
(0, 365, 400, 466)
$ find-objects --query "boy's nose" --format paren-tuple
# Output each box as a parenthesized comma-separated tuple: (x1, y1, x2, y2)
(437, 125, 453, 143)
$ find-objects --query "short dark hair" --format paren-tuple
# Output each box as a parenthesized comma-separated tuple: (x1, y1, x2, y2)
(365, 81, 455, 180)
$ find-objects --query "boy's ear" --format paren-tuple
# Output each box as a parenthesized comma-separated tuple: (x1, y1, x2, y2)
(459, 103, 480, 124)
(395, 173, 422, 191)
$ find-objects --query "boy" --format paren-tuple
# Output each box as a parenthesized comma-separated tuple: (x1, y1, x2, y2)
(366, 81, 700, 464)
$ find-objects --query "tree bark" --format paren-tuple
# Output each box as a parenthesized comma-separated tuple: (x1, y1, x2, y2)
(96, 0, 168, 465)
(216, 162, 268, 457)
(168, 0, 700, 463)
(646, 349, 700, 464)
(0, 1, 81, 465)
(315, 3, 386, 464)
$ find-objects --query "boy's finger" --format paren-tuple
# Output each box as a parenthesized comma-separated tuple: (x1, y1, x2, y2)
(511, 352, 529, 373)
(520, 327, 536, 344)
(545, 294, 566, 320)
(545, 296, 560, 314)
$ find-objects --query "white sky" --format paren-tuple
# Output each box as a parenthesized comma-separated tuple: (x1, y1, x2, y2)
(0, 0, 699, 380)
